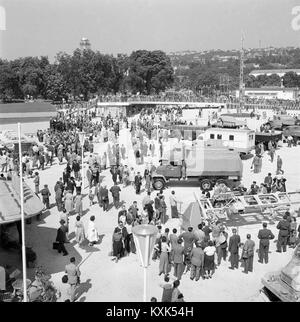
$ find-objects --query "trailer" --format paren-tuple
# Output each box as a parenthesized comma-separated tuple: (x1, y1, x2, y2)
(197, 127, 255, 156)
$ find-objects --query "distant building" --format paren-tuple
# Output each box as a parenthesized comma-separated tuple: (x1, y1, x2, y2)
(80, 37, 91, 51)
(235, 87, 299, 100)
(249, 69, 300, 78)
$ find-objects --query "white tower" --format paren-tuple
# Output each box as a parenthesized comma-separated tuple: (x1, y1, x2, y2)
(80, 37, 91, 51)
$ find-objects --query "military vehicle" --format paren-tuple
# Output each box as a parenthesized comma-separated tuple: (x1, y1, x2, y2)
(269, 115, 300, 130)
(260, 244, 300, 302)
(152, 142, 243, 191)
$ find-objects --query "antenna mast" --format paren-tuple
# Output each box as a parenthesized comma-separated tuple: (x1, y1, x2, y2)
(238, 33, 245, 113)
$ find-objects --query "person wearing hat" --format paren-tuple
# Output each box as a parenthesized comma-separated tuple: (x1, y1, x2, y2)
(276, 213, 290, 253)
(55, 220, 68, 256)
(258, 222, 275, 263)
(179, 227, 196, 274)
(190, 240, 205, 281)
(242, 234, 255, 274)
(41, 184, 51, 209)
(228, 228, 241, 269)
(172, 239, 185, 280)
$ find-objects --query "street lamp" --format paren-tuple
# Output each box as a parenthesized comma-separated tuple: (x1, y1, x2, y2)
(132, 224, 158, 302)
(78, 132, 85, 189)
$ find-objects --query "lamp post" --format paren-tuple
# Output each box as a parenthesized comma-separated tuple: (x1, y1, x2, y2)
(78, 132, 85, 189)
(132, 224, 158, 302)
(17, 123, 27, 302)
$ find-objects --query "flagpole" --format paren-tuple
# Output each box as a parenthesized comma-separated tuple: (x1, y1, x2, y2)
(18, 122, 27, 302)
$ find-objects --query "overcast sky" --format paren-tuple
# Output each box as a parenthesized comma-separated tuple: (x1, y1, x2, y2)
(1, 0, 300, 61)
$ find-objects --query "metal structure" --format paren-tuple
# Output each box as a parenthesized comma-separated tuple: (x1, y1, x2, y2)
(238, 34, 245, 113)
(78, 132, 85, 188)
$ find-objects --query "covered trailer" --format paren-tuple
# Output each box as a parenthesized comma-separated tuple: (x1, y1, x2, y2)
(197, 127, 255, 155)
(153, 143, 243, 191)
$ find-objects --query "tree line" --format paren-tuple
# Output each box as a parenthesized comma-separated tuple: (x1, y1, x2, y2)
(0, 49, 174, 102)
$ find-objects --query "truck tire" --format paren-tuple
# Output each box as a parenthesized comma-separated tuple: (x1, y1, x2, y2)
(200, 179, 212, 191)
(153, 178, 165, 190)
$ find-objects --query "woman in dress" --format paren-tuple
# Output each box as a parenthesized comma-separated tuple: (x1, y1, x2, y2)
(159, 236, 171, 277)
(75, 215, 85, 245)
(74, 192, 83, 216)
(87, 216, 98, 246)
(64, 190, 74, 215)
(203, 240, 216, 279)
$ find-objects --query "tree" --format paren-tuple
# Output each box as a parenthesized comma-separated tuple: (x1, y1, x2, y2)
(127, 50, 174, 94)
(282, 72, 300, 87)
(266, 74, 281, 87)
(0, 62, 22, 101)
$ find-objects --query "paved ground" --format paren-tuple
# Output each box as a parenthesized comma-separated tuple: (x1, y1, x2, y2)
(2, 107, 300, 302)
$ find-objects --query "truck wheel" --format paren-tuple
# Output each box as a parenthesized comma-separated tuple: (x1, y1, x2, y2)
(153, 179, 165, 190)
(200, 179, 212, 191)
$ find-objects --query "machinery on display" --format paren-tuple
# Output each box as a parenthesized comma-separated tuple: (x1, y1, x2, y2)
(269, 115, 300, 130)
(260, 244, 300, 302)
(152, 142, 243, 191)
(194, 191, 300, 222)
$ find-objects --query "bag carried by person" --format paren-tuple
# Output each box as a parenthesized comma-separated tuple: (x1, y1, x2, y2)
(52, 242, 59, 250)
(242, 249, 248, 259)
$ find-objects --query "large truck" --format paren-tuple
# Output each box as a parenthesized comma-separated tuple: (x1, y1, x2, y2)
(152, 142, 243, 191)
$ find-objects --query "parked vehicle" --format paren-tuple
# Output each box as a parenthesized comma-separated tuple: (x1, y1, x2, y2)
(269, 115, 300, 130)
(283, 125, 300, 141)
(152, 143, 243, 191)
(197, 127, 255, 156)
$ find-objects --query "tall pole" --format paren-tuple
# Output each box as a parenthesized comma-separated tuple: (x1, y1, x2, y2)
(81, 137, 84, 189)
(143, 235, 150, 302)
(18, 123, 27, 302)
(239, 33, 245, 114)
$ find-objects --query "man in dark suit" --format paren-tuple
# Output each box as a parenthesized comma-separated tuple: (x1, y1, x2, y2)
(134, 172, 143, 194)
(101, 185, 109, 212)
(110, 183, 121, 209)
(56, 220, 68, 256)
(242, 234, 255, 274)
(258, 222, 275, 264)
(178, 227, 196, 273)
(228, 228, 241, 269)
(276, 213, 290, 252)
(172, 239, 185, 280)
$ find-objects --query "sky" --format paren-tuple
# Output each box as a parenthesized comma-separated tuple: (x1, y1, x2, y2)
(1, 0, 300, 61)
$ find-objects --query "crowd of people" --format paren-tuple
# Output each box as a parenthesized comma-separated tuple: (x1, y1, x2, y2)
(1, 98, 300, 302)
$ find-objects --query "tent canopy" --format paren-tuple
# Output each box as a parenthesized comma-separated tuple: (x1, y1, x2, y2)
(0, 178, 44, 225)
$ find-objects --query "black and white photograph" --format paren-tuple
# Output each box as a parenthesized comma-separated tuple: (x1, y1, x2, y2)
(0, 0, 300, 305)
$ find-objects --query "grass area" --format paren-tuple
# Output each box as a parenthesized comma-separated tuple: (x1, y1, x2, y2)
(0, 102, 56, 114)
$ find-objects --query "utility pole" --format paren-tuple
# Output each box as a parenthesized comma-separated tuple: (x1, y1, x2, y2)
(238, 33, 245, 114)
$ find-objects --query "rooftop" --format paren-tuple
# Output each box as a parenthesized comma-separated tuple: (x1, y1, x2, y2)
(250, 69, 300, 75)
